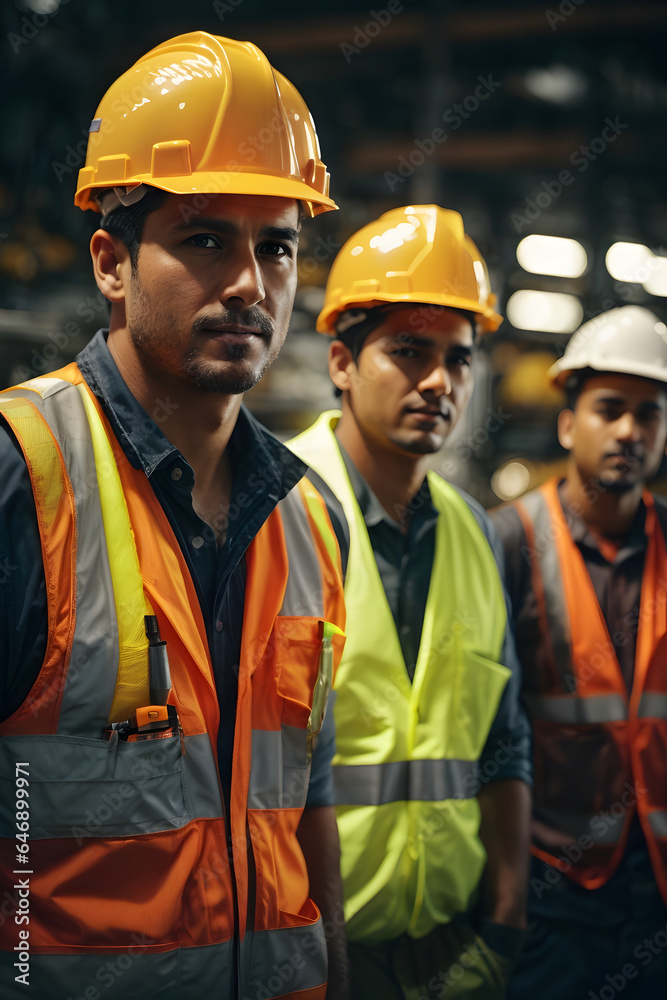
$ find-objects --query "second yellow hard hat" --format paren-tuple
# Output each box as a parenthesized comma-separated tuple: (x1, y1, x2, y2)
(317, 205, 501, 334)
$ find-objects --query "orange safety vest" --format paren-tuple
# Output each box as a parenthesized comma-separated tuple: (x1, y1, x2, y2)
(513, 478, 667, 900)
(0, 365, 345, 999)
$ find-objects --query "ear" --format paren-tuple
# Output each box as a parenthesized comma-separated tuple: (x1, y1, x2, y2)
(557, 408, 575, 451)
(90, 229, 129, 302)
(328, 340, 356, 393)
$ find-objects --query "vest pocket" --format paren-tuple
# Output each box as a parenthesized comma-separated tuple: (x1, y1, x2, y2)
(0, 731, 192, 839)
(273, 617, 324, 732)
(423, 640, 510, 761)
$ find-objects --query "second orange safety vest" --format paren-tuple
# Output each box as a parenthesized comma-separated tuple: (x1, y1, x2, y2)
(512, 478, 667, 900)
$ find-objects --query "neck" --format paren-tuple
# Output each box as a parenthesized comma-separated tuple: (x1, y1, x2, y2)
(334, 409, 429, 527)
(562, 462, 644, 537)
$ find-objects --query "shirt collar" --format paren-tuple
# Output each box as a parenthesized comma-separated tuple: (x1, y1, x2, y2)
(336, 439, 435, 530)
(76, 329, 307, 496)
(557, 478, 647, 557)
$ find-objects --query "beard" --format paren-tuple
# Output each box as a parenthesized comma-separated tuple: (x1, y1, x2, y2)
(181, 343, 275, 395)
(398, 436, 445, 455)
(128, 278, 279, 395)
(596, 475, 639, 495)
(387, 428, 449, 456)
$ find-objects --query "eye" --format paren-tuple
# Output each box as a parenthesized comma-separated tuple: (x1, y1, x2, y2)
(258, 240, 294, 258)
(389, 347, 420, 359)
(449, 354, 471, 367)
(186, 234, 222, 250)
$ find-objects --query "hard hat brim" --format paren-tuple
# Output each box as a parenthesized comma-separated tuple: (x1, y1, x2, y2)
(317, 293, 502, 335)
(549, 358, 667, 388)
(75, 171, 338, 216)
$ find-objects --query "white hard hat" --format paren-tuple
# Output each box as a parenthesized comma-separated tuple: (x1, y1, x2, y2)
(549, 305, 667, 388)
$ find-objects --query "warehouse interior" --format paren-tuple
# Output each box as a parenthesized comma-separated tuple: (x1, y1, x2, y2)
(2, 0, 666, 506)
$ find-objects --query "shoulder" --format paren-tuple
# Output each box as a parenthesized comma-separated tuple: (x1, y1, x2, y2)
(0, 416, 34, 493)
(487, 499, 527, 551)
(443, 481, 507, 568)
(652, 492, 667, 538)
(302, 468, 350, 580)
(447, 481, 494, 535)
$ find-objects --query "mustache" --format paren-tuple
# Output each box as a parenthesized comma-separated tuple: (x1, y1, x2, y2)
(192, 307, 274, 340)
(605, 445, 643, 460)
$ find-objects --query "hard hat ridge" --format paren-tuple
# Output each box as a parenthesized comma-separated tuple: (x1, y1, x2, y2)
(317, 205, 502, 335)
(548, 305, 667, 387)
(75, 31, 337, 217)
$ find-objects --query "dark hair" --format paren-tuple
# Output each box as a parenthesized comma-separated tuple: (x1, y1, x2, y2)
(565, 367, 667, 410)
(97, 187, 168, 271)
(331, 305, 477, 398)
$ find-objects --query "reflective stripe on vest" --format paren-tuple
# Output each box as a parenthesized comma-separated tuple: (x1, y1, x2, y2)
(649, 811, 667, 837)
(512, 479, 667, 901)
(527, 692, 667, 724)
(524, 693, 627, 725)
(288, 410, 509, 944)
(514, 488, 575, 694)
(0, 369, 345, 999)
(0, 384, 121, 734)
(637, 693, 667, 719)
(333, 758, 479, 806)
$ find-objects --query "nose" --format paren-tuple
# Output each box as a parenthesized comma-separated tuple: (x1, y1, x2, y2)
(220, 250, 265, 308)
(615, 411, 641, 443)
(418, 362, 452, 397)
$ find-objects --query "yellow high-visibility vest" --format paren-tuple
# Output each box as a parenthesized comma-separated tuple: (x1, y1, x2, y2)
(289, 411, 511, 944)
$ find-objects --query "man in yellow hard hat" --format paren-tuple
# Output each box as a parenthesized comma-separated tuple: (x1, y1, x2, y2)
(289, 205, 532, 999)
(0, 32, 349, 1000)
(491, 306, 667, 1000)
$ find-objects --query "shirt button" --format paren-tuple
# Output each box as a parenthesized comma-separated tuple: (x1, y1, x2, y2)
(215, 621, 224, 632)
(171, 467, 183, 481)
(192, 535, 204, 549)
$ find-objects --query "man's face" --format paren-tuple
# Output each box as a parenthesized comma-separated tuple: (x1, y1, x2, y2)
(121, 193, 299, 394)
(332, 306, 475, 457)
(558, 373, 667, 493)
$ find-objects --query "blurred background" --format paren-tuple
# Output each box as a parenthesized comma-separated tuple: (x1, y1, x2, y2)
(2, 0, 666, 506)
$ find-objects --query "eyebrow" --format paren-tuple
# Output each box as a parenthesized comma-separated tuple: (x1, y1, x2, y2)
(595, 394, 663, 411)
(389, 334, 473, 355)
(172, 217, 300, 244)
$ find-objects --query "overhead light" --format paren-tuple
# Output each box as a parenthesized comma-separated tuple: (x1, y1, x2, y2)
(643, 257, 667, 297)
(25, 0, 61, 12)
(523, 65, 587, 105)
(506, 290, 583, 333)
(517, 235, 588, 278)
(605, 242, 654, 282)
(492, 461, 531, 501)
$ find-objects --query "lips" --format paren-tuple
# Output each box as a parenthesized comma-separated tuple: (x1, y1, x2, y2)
(406, 405, 451, 420)
(203, 325, 262, 336)
(193, 308, 274, 341)
(603, 451, 642, 471)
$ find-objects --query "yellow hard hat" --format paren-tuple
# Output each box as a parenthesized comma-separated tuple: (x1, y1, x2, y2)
(75, 31, 336, 218)
(317, 205, 502, 334)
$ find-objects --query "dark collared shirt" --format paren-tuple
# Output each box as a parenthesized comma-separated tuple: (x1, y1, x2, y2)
(0, 329, 335, 805)
(309, 440, 532, 788)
